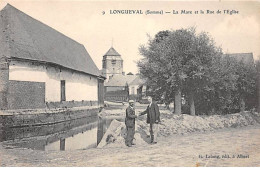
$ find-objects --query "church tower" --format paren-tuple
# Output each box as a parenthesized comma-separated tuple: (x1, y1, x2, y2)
(102, 47, 124, 80)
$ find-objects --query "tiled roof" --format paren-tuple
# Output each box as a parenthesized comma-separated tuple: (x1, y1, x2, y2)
(129, 76, 146, 86)
(0, 4, 101, 77)
(105, 74, 146, 87)
(105, 75, 137, 87)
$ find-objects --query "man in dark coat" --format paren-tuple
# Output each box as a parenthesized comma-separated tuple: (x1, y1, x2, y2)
(125, 100, 137, 147)
(139, 95, 160, 144)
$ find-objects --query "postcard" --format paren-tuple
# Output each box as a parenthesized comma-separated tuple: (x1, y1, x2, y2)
(0, 0, 259, 167)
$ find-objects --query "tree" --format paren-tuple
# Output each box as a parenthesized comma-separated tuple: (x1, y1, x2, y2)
(181, 30, 223, 115)
(257, 60, 260, 112)
(138, 30, 183, 114)
(233, 60, 257, 112)
(200, 55, 239, 114)
(196, 54, 257, 115)
(138, 27, 222, 115)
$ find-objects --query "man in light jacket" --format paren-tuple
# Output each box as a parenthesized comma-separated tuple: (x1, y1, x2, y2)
(139, 95, 160, 144)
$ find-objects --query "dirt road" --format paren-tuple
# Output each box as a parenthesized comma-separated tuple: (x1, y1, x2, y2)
(1, 125, 259, 167)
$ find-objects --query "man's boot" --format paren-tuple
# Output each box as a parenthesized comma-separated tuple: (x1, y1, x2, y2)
(151, 135, 154, 144)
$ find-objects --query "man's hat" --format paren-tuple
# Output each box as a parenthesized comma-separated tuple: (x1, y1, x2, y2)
(129, 100, 135, 103)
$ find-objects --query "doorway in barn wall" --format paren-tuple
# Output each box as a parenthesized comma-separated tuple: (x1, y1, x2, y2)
(61, 80, 66, 101)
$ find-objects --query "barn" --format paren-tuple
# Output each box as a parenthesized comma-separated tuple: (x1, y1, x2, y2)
(0, 4, 105, 110)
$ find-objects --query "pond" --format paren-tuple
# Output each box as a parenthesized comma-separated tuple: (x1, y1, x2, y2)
(0, 115, 125, 151)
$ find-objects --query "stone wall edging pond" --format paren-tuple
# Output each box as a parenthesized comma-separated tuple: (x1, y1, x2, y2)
(0, 106, 100, 128)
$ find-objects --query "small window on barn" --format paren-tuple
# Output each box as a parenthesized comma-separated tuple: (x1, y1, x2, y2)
(112, 59, 116, 65)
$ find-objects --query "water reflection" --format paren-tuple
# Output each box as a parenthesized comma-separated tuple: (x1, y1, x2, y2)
(0, 115, 124, 151)
(45, 125, 97, 151)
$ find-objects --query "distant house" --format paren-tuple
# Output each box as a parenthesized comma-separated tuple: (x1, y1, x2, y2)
(137, 84, 149, 103)
(129, 75, 146, 99)
(225, 53, 254, 65)
(104, 74, 147, 102)
(104, 74, 137, 102)
(0, 4, 105, 110)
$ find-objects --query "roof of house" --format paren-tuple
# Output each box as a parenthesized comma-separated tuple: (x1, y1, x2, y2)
(104, 74, 137, 87)
(104, 47, 121, 56)
(128, 76, 146, 86)
(225, 53, 254, 65)
(0, 4, 102, 77)
(105, 74, 146, 87)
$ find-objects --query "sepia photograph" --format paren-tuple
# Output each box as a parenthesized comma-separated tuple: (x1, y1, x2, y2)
(0, 0, 260, 167)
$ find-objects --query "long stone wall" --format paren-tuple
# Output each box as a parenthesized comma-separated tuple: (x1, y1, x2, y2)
(105, 90, 129, 102)
(0, 106, 99, 128)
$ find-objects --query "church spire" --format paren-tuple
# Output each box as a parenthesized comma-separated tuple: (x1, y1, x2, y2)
(103, 47, 121, 56)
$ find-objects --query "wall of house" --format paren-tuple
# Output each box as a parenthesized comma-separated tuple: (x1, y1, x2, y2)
(9, 60, 98, 103)
(129, 85, 139, 95)
(128, 85, 139, 100)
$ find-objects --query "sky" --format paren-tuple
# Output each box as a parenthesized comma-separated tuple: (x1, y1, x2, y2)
(0, 0, 259, 74)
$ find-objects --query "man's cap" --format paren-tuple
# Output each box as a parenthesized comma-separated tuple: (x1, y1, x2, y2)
(129, 100, 135, 103)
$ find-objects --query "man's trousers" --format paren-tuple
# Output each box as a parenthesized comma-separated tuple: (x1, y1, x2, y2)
(125, 126, 135, 146)
(149, 123, 158, 142)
